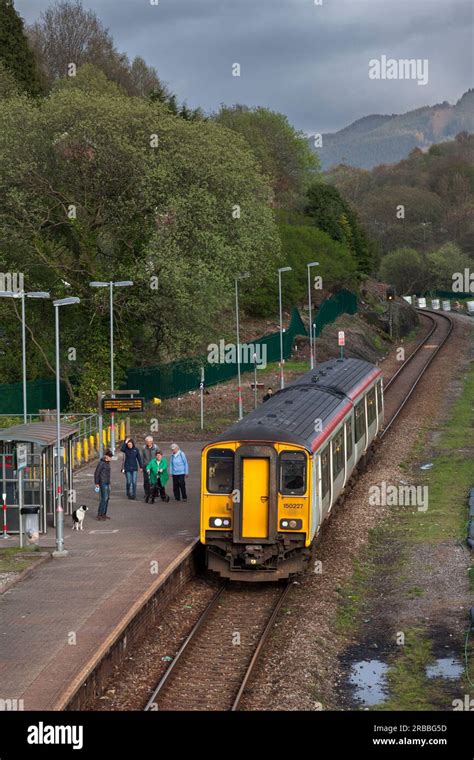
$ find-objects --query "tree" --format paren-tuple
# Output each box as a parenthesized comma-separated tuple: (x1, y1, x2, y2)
(378, 248, 427, 295)
(27, 0, 165, 97)
(0, 73, 280, 406)
(305, 182, 375, 274)
(0, 0, 42, 95)
(214, 105, 319, 208)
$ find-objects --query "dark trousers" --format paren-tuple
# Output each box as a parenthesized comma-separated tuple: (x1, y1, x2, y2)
(151, 478, 168, 502)
(143, 469, 151, 498)
(172, 474, 187, 501)
(98, 484, 110, 516)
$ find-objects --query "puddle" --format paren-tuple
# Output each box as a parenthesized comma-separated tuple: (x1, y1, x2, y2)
(426, 657, 463, 680)
(349, 659, 389, 706)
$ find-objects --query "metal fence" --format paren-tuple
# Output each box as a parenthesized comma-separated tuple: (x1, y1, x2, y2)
(0, 291, 358, 410)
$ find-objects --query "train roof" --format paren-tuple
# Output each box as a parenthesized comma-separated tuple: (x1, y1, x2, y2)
(210, 358, 382, 452)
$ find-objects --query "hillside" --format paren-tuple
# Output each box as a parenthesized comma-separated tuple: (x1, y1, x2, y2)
(311, 90, 474, 170)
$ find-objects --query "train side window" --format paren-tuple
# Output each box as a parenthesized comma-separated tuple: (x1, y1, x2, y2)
(367, 388, 376, 426)
(355, 401, 366, 442)
(346, 417, 353, 460)
(207, 448, 234, 493)
(320, 447, 330, 499)
(280, 451, 306, 495)
(376, 381, 383, 413)
(332, 431, 344, 477)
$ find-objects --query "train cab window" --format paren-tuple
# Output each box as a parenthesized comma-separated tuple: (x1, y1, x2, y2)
(280, 451, 306, 495)
(320, 447, 330, 499)
(367, 388, 376, 426)
(355, 401, 366, 442)
(346, 418, 353, 460)
(376, 381, 383, 414)
(207, 448, 234, 493)
(332, 431, 344, 477)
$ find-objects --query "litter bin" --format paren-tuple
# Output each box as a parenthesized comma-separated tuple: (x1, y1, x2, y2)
(21, 506, 40, 545)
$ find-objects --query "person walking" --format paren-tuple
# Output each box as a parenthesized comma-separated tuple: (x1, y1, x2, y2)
(94, 449, 113, 521)
(146, 450, 170, 503)
(142, 435, 158, 501)
(120, 437, 143, 500)
(169, 443, 189, 502)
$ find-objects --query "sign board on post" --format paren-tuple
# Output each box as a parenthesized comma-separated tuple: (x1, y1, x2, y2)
(442, 300, 451, 311)
(403, 296, 412, 304)
(16, 444, 28, 471)
(418, 297, 427, 308)
(101, 397, 144, 414)
(338, 331, 345, 346)
(431, 299, 440, 310)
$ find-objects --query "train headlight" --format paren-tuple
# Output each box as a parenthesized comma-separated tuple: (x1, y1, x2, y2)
(280, 518, 302, 530)
(209, 517, 232, 528)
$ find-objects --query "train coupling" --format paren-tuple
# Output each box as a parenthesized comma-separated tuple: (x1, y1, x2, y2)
(243, 544, 264, 566)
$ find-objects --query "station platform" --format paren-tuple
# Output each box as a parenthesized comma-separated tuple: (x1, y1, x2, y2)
(0, 441, 205, 710)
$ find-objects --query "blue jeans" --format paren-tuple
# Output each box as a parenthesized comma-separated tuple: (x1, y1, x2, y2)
(98, 484, 110, 516)
(125, 470, 138, 498)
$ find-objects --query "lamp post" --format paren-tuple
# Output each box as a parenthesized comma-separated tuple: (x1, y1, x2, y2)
(235, 272, 250, 420)
(90, 281, 133, 454)
(53, 297, 80, 558)
(0, 290, 50, 423)
(278, 267, 292, 389)
(307, 262, 319, 369)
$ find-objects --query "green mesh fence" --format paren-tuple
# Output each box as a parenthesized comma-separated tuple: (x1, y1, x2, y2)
(0, 292, 358, 411)
(0, 379, 68, 415)
(313, 289, 358, 337)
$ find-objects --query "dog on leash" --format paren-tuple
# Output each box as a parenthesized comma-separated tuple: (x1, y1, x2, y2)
(72, 505, 89, 531)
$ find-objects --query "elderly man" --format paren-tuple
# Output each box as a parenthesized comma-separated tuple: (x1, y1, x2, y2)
(142, 435, 158, 500)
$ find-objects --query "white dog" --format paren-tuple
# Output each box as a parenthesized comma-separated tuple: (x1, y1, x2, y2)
(72, 505, 89, 531)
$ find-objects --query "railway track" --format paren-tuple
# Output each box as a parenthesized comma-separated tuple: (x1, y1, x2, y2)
(144, 581, 291, 711)
(381, 308, 453, 437)
(144, 307, 454, 712)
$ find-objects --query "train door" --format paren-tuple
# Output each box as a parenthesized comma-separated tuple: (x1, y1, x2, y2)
(241, 458, 269, 539)
(233, 444, 278, 544)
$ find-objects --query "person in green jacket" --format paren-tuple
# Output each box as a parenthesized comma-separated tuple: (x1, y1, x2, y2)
(145, 451, 170, 503)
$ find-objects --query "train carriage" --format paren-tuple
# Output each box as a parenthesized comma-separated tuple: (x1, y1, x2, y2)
(200, 358, 383, 581)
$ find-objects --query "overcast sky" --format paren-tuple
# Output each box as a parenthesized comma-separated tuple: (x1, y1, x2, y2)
(16, 0, 473, 133)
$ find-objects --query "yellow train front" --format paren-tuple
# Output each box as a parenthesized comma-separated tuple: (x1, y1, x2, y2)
(200, 358, 383, 581)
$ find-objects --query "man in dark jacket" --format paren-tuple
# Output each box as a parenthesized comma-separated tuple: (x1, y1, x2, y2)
(142, 435, 158, 501)
(94, 449, 113, 521)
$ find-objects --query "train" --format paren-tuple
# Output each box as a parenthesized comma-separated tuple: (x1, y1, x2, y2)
(200, 357, 384, 581)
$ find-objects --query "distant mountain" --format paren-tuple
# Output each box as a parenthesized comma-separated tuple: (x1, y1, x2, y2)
(311, 90, 474, 170)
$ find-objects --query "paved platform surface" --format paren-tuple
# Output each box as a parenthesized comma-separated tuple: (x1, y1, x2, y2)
(0, 440, 206, 710)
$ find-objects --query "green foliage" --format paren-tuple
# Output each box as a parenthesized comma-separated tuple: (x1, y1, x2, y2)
(214, 104, 319, 208)
(331, 132, 474, 258)
(305, 182, 375, 274)
(378, 242, 471, 294)
(242, 223, 357, 317)
(0, 74, 280, 405)
(0, 0, 43, 95)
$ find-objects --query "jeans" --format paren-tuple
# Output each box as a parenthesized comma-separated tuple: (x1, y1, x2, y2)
(172, 474, 187, 501)
(125, 470, 138, 498)
(98, 484, 110, 516)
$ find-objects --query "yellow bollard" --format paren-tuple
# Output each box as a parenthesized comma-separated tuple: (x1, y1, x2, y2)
(89, 434, 95, 454)
(107, 426, 111, 444)
(76, 440, 82, 466)
(119, 419, 126, 441)
(72, 447, 75, 469)
(83, 437, 89, 463)
(102, 429, 107, 447)
(96, 432, 100, 451)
